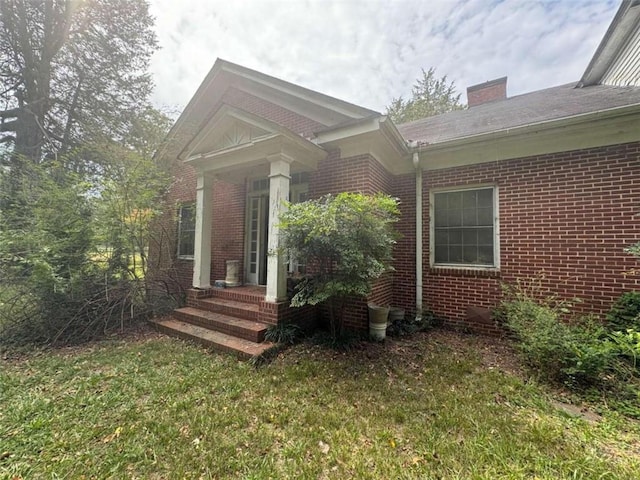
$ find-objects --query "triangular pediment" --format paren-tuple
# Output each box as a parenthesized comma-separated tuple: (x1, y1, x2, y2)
(184, 105, 280, 159)
(182, 105, 327, 178)
(192, 117, 271, 157)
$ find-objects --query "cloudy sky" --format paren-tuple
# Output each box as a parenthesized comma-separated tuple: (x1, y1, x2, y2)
(148, 0, 619, 114)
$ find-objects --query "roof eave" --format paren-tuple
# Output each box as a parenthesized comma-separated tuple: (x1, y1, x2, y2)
(413, 102, 640, 154)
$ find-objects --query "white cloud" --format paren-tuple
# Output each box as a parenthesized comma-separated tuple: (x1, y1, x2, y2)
(148, 0, 619, 115)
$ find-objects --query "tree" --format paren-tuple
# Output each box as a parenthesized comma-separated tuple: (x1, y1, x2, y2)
(386, 67, 464, 124)
(0, 107, 173, 346)
(0, 1, 171, 346)
(0, 0, 157, 184)
(279, 193, 400, 340)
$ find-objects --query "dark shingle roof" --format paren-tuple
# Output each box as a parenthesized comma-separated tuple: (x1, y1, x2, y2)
(397, 83, 640, 145)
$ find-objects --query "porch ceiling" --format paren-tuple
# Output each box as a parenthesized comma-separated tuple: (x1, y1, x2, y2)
(183, 105, 326, 180)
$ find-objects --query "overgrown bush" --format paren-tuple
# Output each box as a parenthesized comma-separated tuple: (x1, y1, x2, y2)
(279, 193, 400, 340)
(606, 291, 640, 332)
(498, 283, 615, 386)
(0, 141, 177, 348)
(498, 281, 640, 416)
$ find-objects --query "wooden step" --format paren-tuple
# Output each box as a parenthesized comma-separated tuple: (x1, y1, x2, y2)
(197, 297, 259, 321)
(173, 307, 268, 343)
(150, 318, 275, 360)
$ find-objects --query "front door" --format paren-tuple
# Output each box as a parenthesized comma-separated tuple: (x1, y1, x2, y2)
(245, 192, 269, 285)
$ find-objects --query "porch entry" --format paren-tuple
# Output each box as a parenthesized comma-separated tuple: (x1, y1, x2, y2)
(244, 174, 309, 285)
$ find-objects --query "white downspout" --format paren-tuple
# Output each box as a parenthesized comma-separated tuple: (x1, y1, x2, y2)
(412, 150, 423, 321)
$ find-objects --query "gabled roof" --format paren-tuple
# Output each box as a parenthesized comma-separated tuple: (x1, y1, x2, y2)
(160, 59, 379, 160)
(397, 83, 640, 145)
(579, 0, 640, 87)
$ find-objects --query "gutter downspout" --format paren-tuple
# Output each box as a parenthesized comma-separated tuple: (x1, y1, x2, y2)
(412, 148, 423, 321)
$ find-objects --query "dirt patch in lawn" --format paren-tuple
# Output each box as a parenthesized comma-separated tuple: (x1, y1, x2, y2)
(278, 328, 524, 379)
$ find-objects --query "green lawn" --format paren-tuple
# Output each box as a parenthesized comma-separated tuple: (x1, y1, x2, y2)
(1, 329, 639, 479)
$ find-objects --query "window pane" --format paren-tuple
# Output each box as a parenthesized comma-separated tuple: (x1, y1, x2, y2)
(462, 228, 477, 246)
(478, 246, 494, 264)
(478, 228, 493, 245)
(463, 208, 477, 226)
(477, 207, 493, 226)
(449, 228, 463, 245)
(448, 192, 462, 209)
(463, 190, 477, 208)
(463, 245, 477, 263)
(449, 245, 462, 263)
(435, 230, 448, 246)
(434, 206, 448, 227)
(447, 208, 462, 226)
(435, 245, 448, 263)
(477, 188, 493, 207)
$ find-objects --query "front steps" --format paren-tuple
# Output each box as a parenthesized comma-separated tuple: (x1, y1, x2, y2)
(150, 287, 275, 360)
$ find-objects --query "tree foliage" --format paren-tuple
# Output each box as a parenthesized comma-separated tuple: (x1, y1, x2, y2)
(0, 1, 177, 347)
(0, 0, 157, 174)
(386, 67, 464, 124)
(279, 193, 400, 339)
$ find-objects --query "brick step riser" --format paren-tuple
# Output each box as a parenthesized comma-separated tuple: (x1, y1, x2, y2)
(154, 322, 253, 360)
(196, 301, 259, 321)
(207, 289, 263, 305)
(173, 310, 265, 343)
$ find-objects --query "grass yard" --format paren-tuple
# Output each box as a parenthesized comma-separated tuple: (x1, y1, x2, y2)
(1, 328, 639, 479)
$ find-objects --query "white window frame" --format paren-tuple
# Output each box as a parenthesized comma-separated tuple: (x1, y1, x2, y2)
(429, 184, 500, 270)
(177, 202, 196, 260)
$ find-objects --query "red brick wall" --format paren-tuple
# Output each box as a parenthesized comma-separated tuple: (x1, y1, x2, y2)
(309, 151, 395, 330)
(401, 141, 640, 331)
(211, 181, 246, 282)
(147, 160, 198, 296)
(391, 174, 417, 315)
(222, 87, 325, 137)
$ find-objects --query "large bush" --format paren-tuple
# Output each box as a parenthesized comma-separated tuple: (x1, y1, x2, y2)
(279, 192, 400, 339)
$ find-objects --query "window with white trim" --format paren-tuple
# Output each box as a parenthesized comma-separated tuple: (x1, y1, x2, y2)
(177, 203, 196, 259)
(432, 186, 497, 267)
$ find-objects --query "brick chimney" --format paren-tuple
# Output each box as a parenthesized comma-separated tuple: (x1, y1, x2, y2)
(467, 77, 507, 107)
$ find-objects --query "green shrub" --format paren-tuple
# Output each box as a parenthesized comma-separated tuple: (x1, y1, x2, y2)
(279, 193, 400, 340)
(606, 291, 640, 332)
(609, 329, 640, 370)
(265, 323, 303, 345)
(499, 284, 613, 386)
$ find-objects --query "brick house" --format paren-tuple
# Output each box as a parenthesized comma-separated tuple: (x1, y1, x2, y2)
(150, 1, 640, 355)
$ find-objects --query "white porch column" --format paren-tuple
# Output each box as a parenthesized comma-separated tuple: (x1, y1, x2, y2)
(192, 172, 214, 289)
(266, 154, 291, 302)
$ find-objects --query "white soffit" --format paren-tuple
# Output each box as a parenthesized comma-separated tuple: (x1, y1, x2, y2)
(602, 21, 640, 86)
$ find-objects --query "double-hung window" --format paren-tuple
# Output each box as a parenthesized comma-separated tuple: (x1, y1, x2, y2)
(177, 203, 196, 259)
(432, 186, 498, 268)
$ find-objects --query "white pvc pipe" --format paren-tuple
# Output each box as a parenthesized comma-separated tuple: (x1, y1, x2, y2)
(413, 151, 423, 320)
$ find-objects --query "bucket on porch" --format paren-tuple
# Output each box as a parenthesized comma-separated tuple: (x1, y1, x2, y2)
(225, 260, 241, 287)
(368, 304, 390, 341)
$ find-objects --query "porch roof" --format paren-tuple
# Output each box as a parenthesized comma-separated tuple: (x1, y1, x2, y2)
(183, 105, 327, 182)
